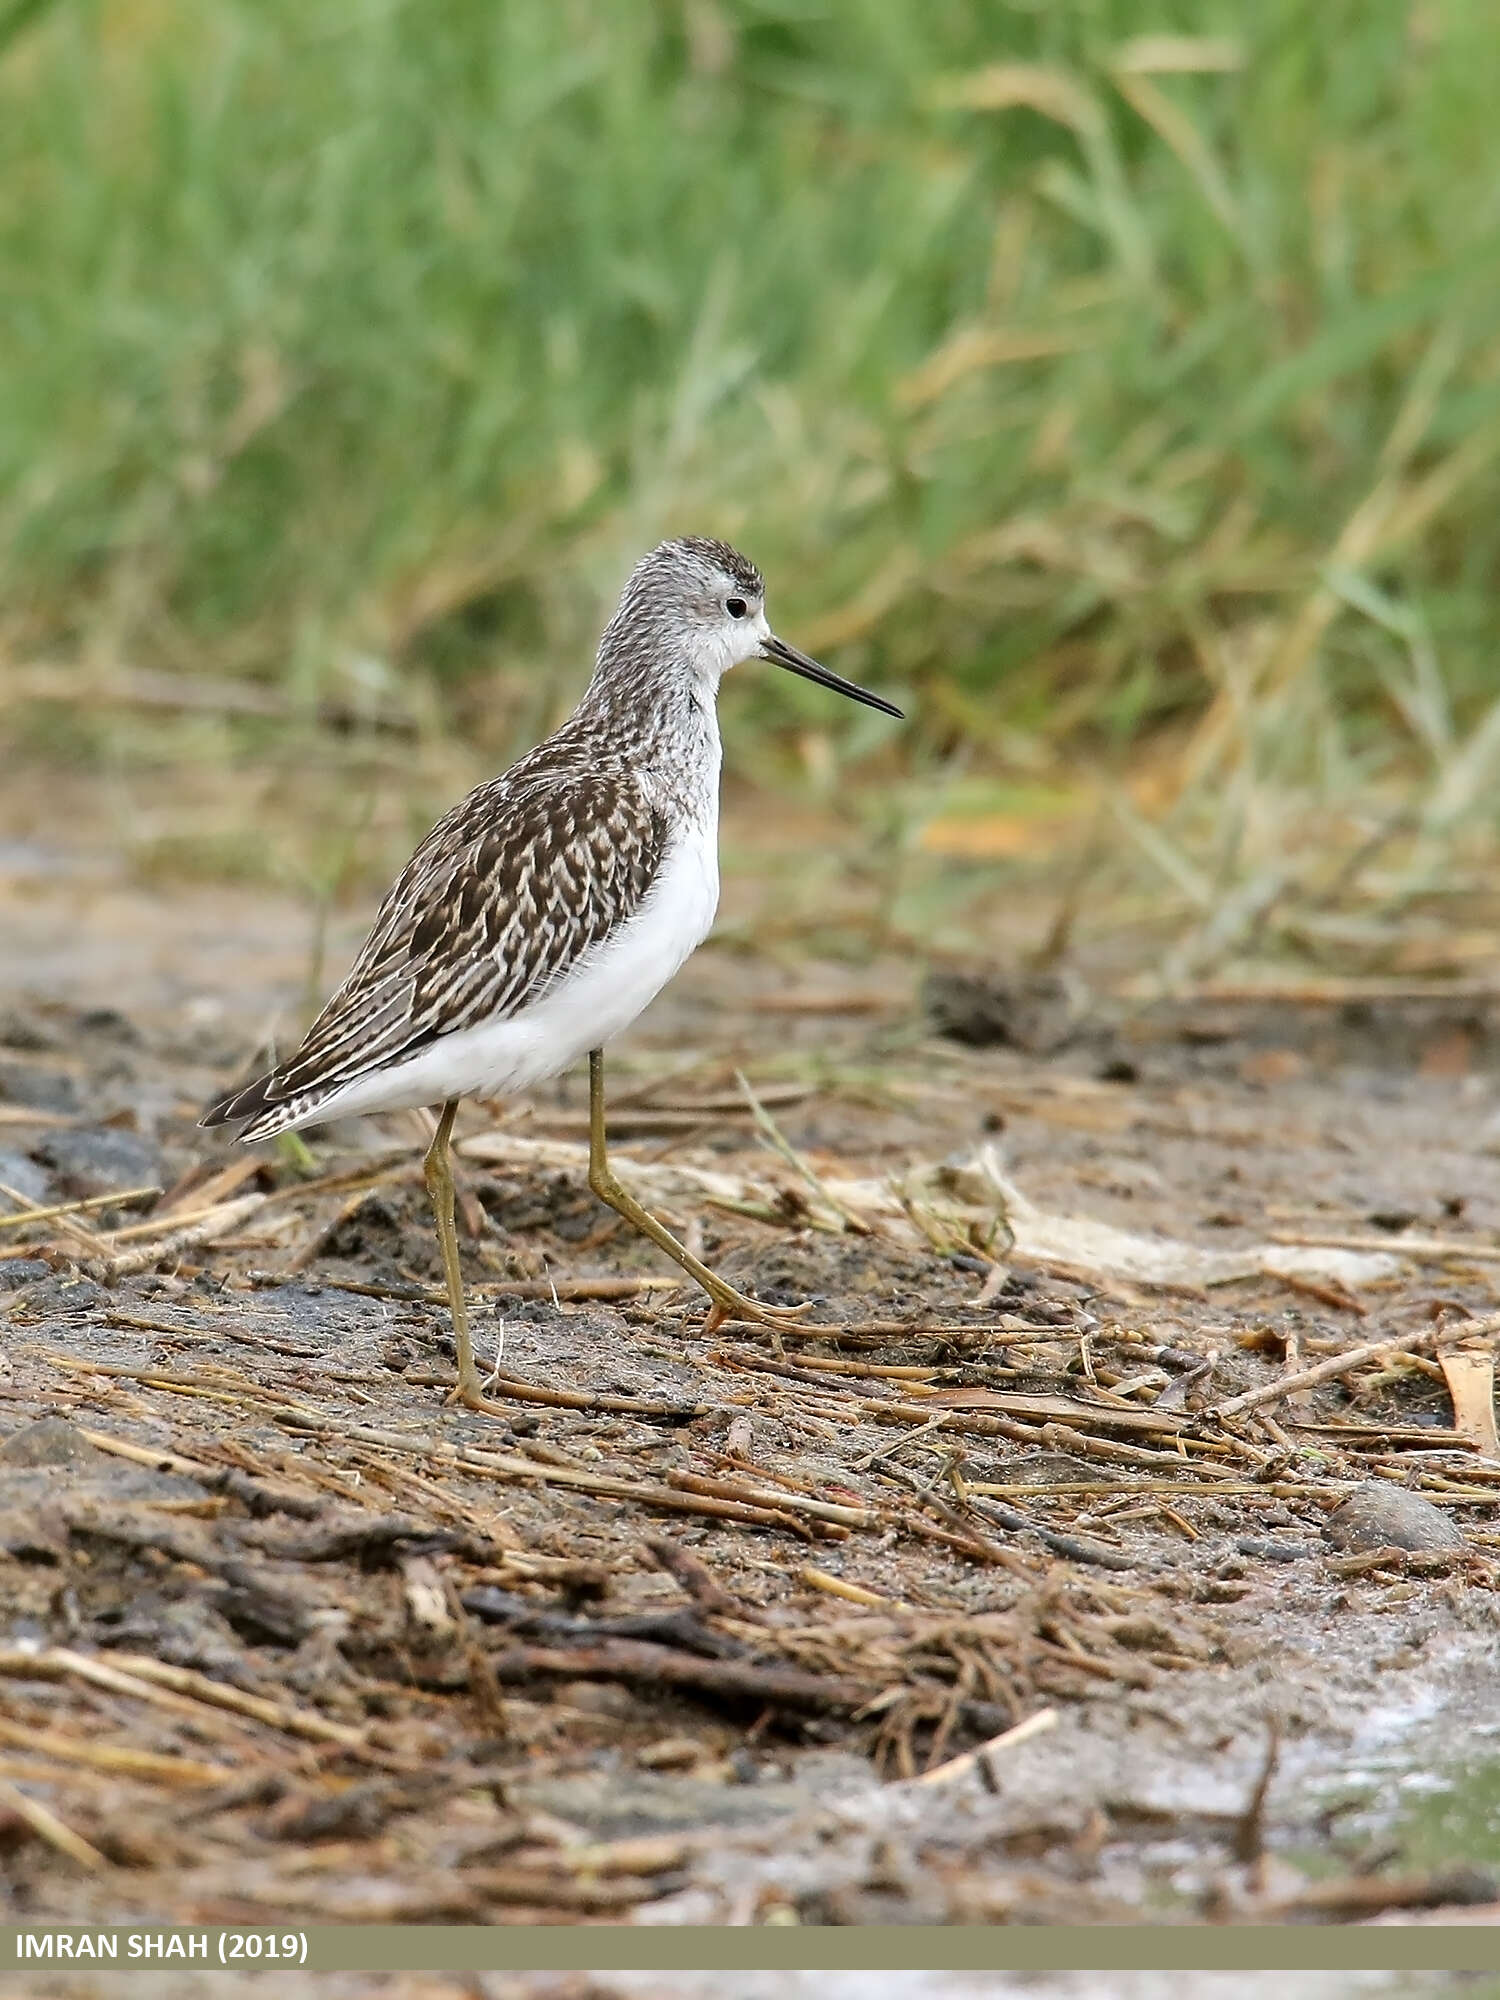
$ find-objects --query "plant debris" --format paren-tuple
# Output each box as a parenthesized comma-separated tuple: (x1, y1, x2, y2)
(1, 958, 1499, 1928)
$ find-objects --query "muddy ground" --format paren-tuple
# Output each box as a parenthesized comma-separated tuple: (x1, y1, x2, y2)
(2, 802, 1500, 1938)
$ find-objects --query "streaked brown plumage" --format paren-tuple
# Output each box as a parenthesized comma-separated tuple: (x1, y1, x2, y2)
(199, 536, 901, 1412)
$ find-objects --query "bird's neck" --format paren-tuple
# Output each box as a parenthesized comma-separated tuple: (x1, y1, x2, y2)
(574, 648, 720, 771)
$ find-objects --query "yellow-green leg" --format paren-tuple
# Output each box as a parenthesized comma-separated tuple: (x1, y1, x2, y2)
(423, 1098, 506, 1414)
(587, 1047, 809, 1333)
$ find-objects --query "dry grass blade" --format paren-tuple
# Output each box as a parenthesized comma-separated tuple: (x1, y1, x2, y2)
(912, 1705, 1059, 1786)
(272, 1412, 858, 1533)
(87, 1193, 269, 1278)
(663, 1470, 871, 1529)
(0, 1717, 233, 1786)
(74, 1427, 325, 1515)
(0, 1774, 107, 1871)
(0, 1647, 364, 1748)
(0, 1187, 160, 1231)
(0, 1107, 74, 1130)
(92, 1655, 368, 1747)
(1439, 1350, 1500, 1456)
(1212, 1314, 1500, 1420)
(735, 1068, 871, 1235)
(1270, 1229, 1500, 1266)
(799, 1565, 903, 1610)
(1110, 69, 1242, 241)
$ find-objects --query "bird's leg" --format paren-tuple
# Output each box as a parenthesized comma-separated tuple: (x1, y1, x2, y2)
(587, 1047, 809, 1333)
(423, 1097, 501, 1411)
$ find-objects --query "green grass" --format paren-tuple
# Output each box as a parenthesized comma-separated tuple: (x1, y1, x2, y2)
(3, 0, 1500, 838)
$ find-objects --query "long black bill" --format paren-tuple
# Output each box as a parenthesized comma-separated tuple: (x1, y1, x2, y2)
(760, 633, 904, 719)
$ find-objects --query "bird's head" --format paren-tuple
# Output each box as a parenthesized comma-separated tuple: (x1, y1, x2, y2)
(602, 536, 903, 718)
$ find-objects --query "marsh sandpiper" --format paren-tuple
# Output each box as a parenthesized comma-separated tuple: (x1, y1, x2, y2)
(202, 537, 902, 1414)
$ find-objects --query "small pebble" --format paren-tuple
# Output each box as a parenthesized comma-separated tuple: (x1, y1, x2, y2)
(32, 1126, 163, 1199)
(0, 1064, 80, 1114)
(1324, 1482, 1464, 1554)
(0, 1150, 54, 1203)
(0, 1417, 108, 1468)
(0, 1259, 51, 1292)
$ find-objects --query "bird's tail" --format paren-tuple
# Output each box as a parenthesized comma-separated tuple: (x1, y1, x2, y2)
(200, 1070, 327, 1144)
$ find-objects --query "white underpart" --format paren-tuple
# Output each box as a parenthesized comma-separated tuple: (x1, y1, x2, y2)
(280, 808, 720, 1129)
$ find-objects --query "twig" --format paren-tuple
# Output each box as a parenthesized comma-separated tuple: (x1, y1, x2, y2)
(736, 1069, 871, 1235)
(645, 1535, 742, 1614)
(1212, 1316, 1500, 1420)
(485, 1638, 875, 1716)
(0, 1718, 233, 1786)
(85, 1194, 268, 1279)
(1262, 1869, 1498, 1918)
(459, 1866, 658, 1911)
(911, 1706, 1058, 1786)
(463, 1590, 735, 1655)
(967, 1494, 1137, 1572)
(1269, 1229, 1500, 1265)
(0, 1774, 107, 1871)
(1233, 1717, 1281, 1863)
(453, 1370, 705, 1420)
(799, 1565, 903, 1610)
(0, 1184, 160, 1231)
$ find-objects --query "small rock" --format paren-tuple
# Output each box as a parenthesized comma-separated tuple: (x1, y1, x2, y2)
(924, 966, 1087, 1054)
(76, 1008, 142, 1044)
(32, 1126, 162, 1199)
(555, 1679, 638, 1720)
(14, 1273, 107, 1318)
(0, 1417, 109, 1468)
(1005, 1452, 1095, 1486)
(1324, 1482, 1464, 1555)
(0, 1151, 52, 1204)
(322, 1192, 405, 1259)
(0, 1010, 58, 1053)
(0, 1504, 68, 1562)
(0, 1259, 52, 1292)
(0, 1065, 80, 1114)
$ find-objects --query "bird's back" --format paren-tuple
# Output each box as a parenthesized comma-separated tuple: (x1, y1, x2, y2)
(201, 728, 679, 1140)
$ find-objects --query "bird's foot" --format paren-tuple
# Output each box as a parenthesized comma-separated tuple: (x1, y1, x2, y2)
(698, 1279, 815, 1337)
(444, 1373, 515, 1420)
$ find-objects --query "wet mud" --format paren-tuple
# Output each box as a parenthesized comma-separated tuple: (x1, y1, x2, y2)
(1, 833, 1499, 1930)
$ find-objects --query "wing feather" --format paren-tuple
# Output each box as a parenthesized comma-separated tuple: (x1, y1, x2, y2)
(202, 755, 667, 1128)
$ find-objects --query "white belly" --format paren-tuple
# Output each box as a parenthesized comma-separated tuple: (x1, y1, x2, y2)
(292, 817, 720, 1126)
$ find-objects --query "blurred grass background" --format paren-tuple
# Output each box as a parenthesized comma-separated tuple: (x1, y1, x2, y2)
(3, 0, 1500, 977)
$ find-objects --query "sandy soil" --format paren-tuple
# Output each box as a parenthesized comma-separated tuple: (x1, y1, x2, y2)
(2, 799, 1499, 1934)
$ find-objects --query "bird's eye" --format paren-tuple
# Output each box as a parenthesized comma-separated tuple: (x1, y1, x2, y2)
(725, 597, 748, 620)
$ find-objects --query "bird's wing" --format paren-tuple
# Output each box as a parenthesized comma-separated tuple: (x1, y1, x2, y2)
(203, 759, 668, 1125)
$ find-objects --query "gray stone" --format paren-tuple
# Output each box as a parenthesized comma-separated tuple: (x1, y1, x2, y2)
(0, 1150, 51, 1204)
(0, 1258, 51, 1292)
(1324, 1481, 1465, 1554)
(0, 1063, 80, 1113)
(0, 1417, 109, 1468)
(512, 1765, 864, 1841)
(32, 1125, 163, 1198)
(924, 966, 1087, 1054)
